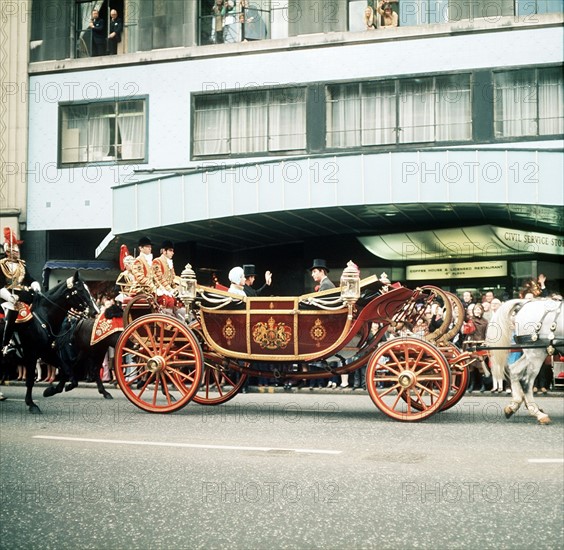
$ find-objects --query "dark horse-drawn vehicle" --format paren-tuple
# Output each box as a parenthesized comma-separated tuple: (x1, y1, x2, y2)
(111, 262, 472, 422)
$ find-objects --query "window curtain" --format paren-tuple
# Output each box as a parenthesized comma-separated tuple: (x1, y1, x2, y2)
(231, 92, 268, 153)
(117, 103, 145, 159)
(194, 96, 230, 156)
(538, 68, 564, 135)
(87, 104, 112, 161)
(435, 76, 471, 141)
(269, 89, 306, 151)
(495, 71, 537, 137)
(62, 106, 89, 163)
(361, 82, 396, 145)
(399, 79, 434, 143)
(326, 85, 360, 148)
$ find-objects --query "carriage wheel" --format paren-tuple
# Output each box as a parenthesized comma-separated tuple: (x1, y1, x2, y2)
(188, 321, 247, 405)
(123, 294, 158, 326)
(397, 344, 469, 412)
(193, 353, 247, 405)
(114, 314, 203, 413)
(438, 345, 469, 411)
(366, 338, 450, 422)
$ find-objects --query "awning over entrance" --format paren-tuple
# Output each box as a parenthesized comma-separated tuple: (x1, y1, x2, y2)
(358, 225, 564, 261)
(42, 259, 119, 288)
(43, 260, 117, 271)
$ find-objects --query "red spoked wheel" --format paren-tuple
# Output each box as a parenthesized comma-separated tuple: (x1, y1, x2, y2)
(114, 314, 203, 413)
(397, 343, 469, 412)
(438, 344, 470, 411)
(193, 354, 247, 405)
(123, 294, 158, 326)
(366, 337, 450, 422)
(189, 321, 247, 405)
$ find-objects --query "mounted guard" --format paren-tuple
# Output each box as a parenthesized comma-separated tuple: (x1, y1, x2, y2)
(0, 228, 41, 354)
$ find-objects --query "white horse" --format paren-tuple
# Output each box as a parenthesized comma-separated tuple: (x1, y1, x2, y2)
(486, 298, 563, 424)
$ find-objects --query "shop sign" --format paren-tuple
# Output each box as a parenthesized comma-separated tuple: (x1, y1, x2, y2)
(493, 227, 564, 256)
(406, 260, 507, 280)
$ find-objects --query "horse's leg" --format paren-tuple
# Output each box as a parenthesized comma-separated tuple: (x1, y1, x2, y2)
(44, 375, 67, 397)
(521, 358, 551, 425)
(24, 355, 41, 414)
(503, 356, 528, 419)
(504, 377, 524, 418)
(91, 356, 113, 400)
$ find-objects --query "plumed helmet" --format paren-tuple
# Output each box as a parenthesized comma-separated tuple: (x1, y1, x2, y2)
(228, 266, 244, 285)
(3, 227, 23, 252)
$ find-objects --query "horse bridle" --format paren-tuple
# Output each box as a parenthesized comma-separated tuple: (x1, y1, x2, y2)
(30, 277, 95, 337)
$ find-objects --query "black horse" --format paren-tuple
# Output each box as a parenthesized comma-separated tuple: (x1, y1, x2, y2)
(46, 307, 124, 400)
(0, 272, 98, 413)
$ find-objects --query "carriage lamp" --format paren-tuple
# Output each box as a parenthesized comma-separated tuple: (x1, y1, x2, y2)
(340, 260, 361, 305)
(179, 263, 197, 310)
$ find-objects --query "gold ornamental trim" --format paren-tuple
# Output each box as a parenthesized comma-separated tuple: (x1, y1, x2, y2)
(252, 317, 292, 350)
(310, 318, 327, 348)
(222, 317, 236, 345)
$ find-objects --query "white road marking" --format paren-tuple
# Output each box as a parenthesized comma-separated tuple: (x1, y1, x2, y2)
(527, 458, 564, 464)
(33, 435, 342, 455)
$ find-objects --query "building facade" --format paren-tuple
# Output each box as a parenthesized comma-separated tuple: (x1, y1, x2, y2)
(14, 1, 564, 296)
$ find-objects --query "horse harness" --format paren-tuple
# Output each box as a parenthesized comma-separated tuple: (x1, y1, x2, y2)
(30, 276, 92, 346)
(513, 301, 563, 355)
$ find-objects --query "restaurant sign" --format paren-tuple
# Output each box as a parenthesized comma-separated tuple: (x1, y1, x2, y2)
(406, 260, 507, 281)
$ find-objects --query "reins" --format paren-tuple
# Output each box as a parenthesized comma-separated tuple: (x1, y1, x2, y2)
(29, 282, 93, 340)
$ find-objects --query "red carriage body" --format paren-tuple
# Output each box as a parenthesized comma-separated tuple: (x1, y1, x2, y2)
(113, 268, 471, 421)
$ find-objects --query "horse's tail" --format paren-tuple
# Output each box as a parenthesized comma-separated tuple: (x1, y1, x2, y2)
(486, 299, 524, 380)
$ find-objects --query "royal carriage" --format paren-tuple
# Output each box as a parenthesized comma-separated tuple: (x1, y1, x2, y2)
(113, 262, 473, 422)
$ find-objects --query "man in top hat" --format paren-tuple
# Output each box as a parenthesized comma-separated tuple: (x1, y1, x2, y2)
(0, 228, 41, 354)
(130, 236, 157, 296)
(310, 259, 335, 292)
(152, 240, 180, 309)
(242, 264, 273, 297)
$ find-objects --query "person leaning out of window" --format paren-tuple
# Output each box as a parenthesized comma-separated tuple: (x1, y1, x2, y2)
(107, 9, 123, 55)
(376, 0, 399, 28)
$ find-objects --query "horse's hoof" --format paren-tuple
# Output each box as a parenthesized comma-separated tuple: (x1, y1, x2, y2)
(65, 383, 78, 392)
(538, 416, 551, 425)
(28, 404, 42, 414)
(102, 392, 113, 400)
(504, 406, 514, 419)
(43, 387, 57, 398)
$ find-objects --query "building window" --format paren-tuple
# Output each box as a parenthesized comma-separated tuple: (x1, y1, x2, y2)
(193, 87, 307, 156)
(326, 75, 472, 147)
(515, 0, 564, 16)
(288, 0, 347, 36)
(494, 67, 564, 137)
(60, 99, 146, 165)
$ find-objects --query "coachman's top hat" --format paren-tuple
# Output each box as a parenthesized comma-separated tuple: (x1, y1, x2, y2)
(309, 259, 329, 272)
(243, 264, 256, 277)
(160, 240, 174, 251)
(137, 236, 153, 247)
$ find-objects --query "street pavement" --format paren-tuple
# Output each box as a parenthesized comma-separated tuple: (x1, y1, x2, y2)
(0, 384, 562, 550)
